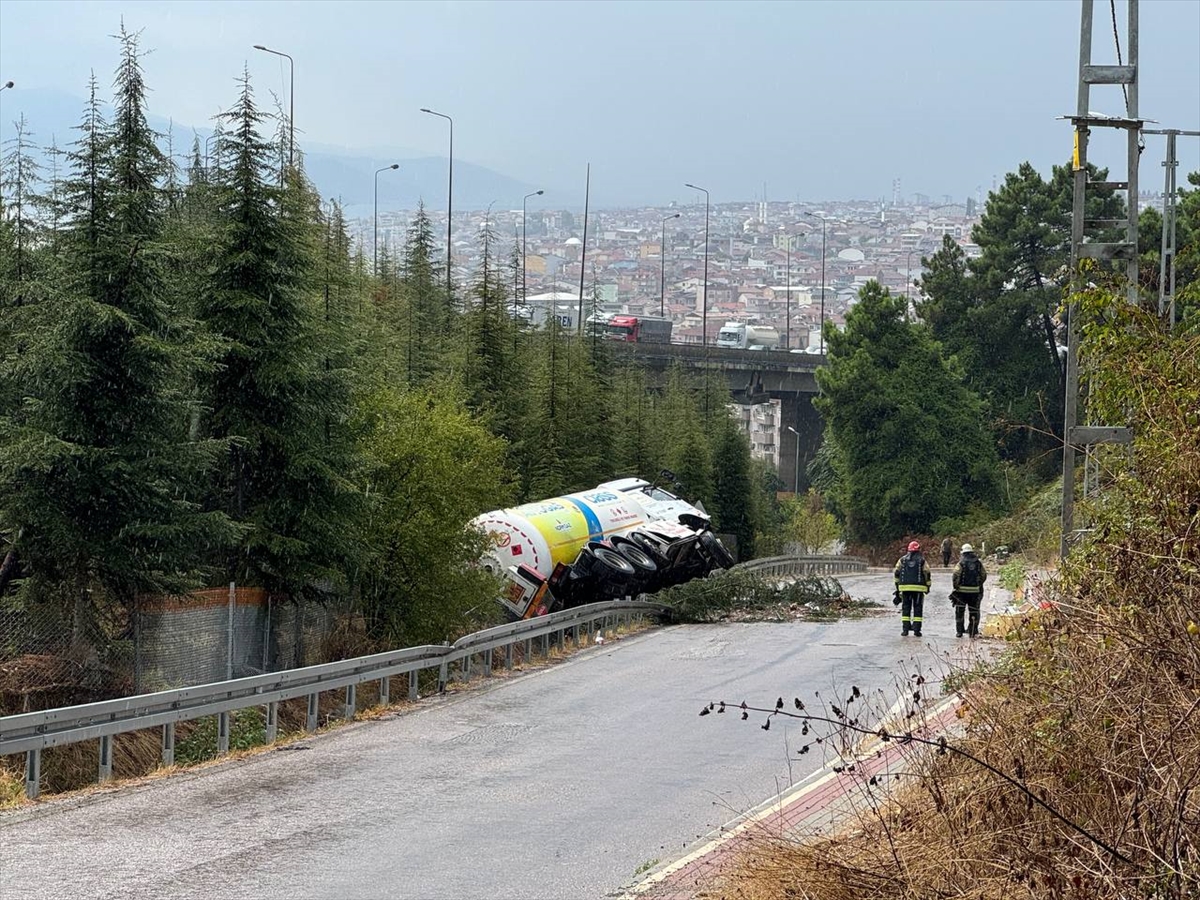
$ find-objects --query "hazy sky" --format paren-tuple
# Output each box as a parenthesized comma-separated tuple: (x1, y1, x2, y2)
(1, 0, 1198, 206)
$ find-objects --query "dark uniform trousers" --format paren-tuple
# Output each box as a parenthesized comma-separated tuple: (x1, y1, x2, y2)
(954, 591, 981, 637)
(901, 592, 924, 635)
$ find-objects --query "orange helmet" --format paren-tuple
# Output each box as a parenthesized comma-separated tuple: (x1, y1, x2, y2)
(907, 541, 920, 552)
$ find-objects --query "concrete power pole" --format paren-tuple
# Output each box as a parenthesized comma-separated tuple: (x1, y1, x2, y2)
(1060, 0, 1140, 559)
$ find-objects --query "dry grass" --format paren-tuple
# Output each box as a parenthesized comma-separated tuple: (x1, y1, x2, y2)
(702, 309, 1200, 899)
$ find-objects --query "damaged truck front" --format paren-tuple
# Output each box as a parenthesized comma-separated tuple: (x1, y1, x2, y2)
(471, 475, 735, 619)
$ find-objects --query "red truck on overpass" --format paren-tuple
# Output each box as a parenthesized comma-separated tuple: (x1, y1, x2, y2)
(603, 315, 673, 343)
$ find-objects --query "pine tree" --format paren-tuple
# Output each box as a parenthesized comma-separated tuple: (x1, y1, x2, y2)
(661, 365, 714, 507)
(1, 33, 235, 623)
(710, 410, 757, 560)
(815, 281, 1000, 542)
(397, 204, 445, 384)
(198, 70, 355, 596)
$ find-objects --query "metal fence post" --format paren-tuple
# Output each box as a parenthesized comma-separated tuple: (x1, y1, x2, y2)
(98, 735, 113, 783)
(265, 702, 278, 743)
(227, 581, 236, 681)
(379, 676, 390, 706)
(262, 594, 272, 673)
(217, 712, 230, 755)
(162, 723, 175, 766)
(25, 749, 40, 799)
(344, 684, 356, 720)
(306, 693, 319, 732)
(408, 669, 419, 702)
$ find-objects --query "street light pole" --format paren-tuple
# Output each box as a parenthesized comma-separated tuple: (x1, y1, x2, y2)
(374, 164, 399, 278)
(522, 189, 544, 305)
(785, 235, 793, 350)
(252, 45, 293, 170)
(684, 183, 709, 346)
(0, 81, 11, 207)
(787, 425, 801, 495)
(420, 108, 454, 302)
(805, 213, 829, 355)
(661, 212, 679, 318)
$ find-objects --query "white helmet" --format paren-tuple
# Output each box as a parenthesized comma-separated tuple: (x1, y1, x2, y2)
(961, 543, 974, 554)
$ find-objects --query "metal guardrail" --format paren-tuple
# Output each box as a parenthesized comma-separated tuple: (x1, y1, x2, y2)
(0, 555, 864, 800)
(1, 599, 667, 799)
(736, 554, 868, 577)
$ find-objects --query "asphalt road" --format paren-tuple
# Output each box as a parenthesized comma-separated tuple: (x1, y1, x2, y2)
(0, 569, 975, 900)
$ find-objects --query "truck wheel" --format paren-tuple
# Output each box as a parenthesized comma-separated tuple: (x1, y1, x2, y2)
(589, 546, 637, 582)
(700, 532, 735, 571)
(610, 538, 659, 575)
(629, 532, 671, 569)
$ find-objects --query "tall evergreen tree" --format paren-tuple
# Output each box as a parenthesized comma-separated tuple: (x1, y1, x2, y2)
(710, 412, 757, 560)
(197, 70, 355, 596)
(815, 281, 1000, 542)
(661, 365, 713, 508)
(1, 33, 234, 623)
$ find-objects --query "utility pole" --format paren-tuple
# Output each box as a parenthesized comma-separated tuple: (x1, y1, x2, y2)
(1060, 0, 1140, 559)
(1144, 128, 1200, 326)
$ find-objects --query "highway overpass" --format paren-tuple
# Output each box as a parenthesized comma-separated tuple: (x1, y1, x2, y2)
(609, 342, 825, 493)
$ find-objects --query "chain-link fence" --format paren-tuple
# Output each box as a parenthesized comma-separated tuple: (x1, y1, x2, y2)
(0, 594, 123, 716)
(1, 587, 373, 713)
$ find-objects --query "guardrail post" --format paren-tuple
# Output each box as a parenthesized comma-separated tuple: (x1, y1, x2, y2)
(344, 684, 356, 721)
(217, 712, 230, 755)
(438, 660, 449, 693)
(25, 749, 40, 799)
(162, 723, 176, 766)
(306, 693, 319, 732)
(483, 648, 492, 677)
(265, 702, 278, 743)
(98, 734, 113, 783)
(505, 642, 513, 671)
(408, 669, 419, 702)
(379, 676, 390, 707)
(523, 638, 531, 661)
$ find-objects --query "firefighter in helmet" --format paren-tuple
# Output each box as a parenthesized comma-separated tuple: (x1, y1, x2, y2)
(951, 543, 987, 638)
(892, 540, 931, 637)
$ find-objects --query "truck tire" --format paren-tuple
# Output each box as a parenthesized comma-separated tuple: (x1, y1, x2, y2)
(699, 532, 735, 571)
(589, 545, 637, 582)
(629, 532, 671, 569)
(610, 537, 659, 575)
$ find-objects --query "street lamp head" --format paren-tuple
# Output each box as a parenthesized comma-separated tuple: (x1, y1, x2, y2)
(787, 426, 799, 435)
(536, 189, 544, 196)
(419, 108, 432, 113)
(1, 81, 13, 90)
(253, 44, 267, 51)
(389, 164, 399, 170)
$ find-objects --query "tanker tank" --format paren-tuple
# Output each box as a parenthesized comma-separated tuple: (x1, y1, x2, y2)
(471, 476, 734, 619)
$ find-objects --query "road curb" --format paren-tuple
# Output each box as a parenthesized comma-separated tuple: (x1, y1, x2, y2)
(621, 693, 962, 899)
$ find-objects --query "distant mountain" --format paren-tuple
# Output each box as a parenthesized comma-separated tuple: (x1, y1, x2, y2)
(1, 87, 547, 214)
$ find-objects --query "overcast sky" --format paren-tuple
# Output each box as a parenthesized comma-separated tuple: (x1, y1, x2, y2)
(1, 0, 1197, 207)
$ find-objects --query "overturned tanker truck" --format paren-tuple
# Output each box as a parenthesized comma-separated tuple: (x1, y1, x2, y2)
(471, 474, 735, 620)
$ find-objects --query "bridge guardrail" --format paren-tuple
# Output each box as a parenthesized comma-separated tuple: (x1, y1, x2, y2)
(735, 554, 868, 577)
(1, 599, 666, 799)
(1, 555, 863, 800)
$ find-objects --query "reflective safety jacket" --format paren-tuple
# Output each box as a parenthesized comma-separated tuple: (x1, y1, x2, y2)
(953, 553, 987, 595)
(894, 552, 931, 593)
